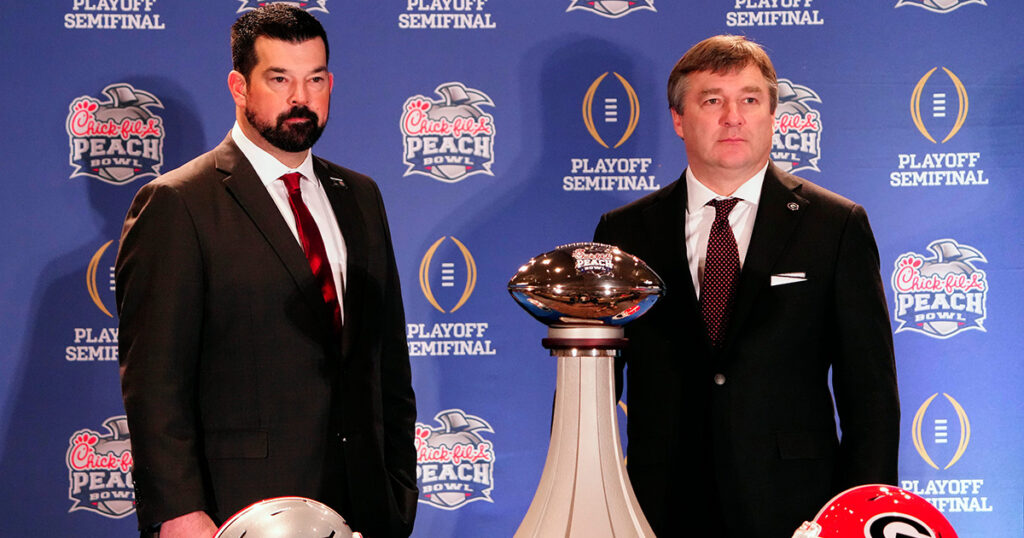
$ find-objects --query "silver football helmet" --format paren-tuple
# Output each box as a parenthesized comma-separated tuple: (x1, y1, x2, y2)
(215, 496, 359, 538)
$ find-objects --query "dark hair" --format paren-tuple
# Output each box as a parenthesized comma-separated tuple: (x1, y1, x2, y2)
(667, 35, 778, 114)
(231, 4, 330, 79)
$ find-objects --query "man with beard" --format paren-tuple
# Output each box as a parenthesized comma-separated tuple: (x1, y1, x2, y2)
(116, 5, 417, 537)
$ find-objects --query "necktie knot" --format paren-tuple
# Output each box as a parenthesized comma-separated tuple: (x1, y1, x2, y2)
(281, 172, 303, 196)
(708, 198, 740, 222)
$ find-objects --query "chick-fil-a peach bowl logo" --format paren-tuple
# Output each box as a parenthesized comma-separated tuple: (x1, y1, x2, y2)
(891, 239, 987, 339)
(66, 83, 165, 185)
(401, 82, 495, 183)
(772, 79, 823, 174)
(415, 409, 494, 510)
(66, 416, 135, 518)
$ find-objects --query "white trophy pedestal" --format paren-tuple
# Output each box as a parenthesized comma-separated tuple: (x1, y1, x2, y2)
(515, 326, 654, 538)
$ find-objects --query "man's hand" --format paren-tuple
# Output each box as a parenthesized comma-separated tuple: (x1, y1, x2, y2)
(159, 510, 218, 538)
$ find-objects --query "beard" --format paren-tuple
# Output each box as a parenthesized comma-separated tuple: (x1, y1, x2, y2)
(245, 105, 326, 153)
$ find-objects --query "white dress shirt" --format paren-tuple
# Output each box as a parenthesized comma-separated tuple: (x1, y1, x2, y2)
(684, 162, 768, 298)
(231, 123, 347, 320)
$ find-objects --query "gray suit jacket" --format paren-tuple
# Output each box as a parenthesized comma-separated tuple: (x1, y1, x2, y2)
(117, 135, 417, 537)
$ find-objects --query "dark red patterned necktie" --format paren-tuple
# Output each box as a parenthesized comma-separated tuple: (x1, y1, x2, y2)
(701, 198, 740, 348)
(281, 172, 342, 334)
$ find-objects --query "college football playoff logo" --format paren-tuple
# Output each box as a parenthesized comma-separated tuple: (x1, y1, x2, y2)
(911, 67, 968, 144)
(583, 72, 639, 149)
(419, 236, 477, 313)
(912, 393, 970, 470)
(87, 240, 117, 318)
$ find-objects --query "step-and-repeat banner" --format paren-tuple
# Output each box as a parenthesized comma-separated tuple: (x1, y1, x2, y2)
(1, 1, 1021, 536)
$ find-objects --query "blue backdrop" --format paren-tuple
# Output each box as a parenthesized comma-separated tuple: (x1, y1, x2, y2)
(1, 1, 1021, 536)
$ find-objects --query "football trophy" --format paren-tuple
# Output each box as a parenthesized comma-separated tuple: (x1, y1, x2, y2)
(508, 242, 663, 537)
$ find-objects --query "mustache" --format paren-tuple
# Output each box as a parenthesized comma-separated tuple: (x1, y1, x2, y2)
(277, 106, 319, 126)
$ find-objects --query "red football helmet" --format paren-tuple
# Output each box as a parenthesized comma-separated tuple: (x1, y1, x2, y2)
(792, 484, 958, 538)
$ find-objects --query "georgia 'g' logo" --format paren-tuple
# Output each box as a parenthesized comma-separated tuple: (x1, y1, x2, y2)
(416, 409, 495, 510)
(911, 67, 968, 144)
(236, 0, 328, 13)
(66, 83, 165, 185)
(913, 393, 970, 470)
(895, 0, 986, 14)
(419, 236, 477, 313)
(401, 82, 495, 183)
(892, 239, 987, 338)
(772, 79, 822, 174)
(567, 0, 655, 18)
(66, 416, 134, 519)
(583, 72, 639, 149)
(866, 513, 937, 538)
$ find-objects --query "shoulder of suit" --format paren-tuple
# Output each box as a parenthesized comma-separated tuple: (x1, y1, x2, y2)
(773, 166, 858, 212)
(135, 146, 225, 196)
(312, 155, 386, 204)
(313, 155, 374, 185)
(600, 178, 682, 222)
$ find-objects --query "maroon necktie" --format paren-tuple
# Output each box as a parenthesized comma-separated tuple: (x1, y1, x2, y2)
(700, 198, 740, 348)
(281, 172, 342, 334)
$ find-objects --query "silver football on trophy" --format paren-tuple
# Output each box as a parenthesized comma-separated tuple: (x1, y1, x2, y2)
(508, 242, 664, 326)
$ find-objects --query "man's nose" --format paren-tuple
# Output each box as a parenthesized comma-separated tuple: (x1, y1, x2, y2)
(721, 101, 744, 127)
(290, 83, 309, 105)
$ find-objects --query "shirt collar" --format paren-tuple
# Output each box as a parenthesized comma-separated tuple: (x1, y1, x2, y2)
(231, 122, 317, 188)
(685, 161, 769, 214)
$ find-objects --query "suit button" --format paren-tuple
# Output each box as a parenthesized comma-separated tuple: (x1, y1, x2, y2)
(713, 373, 726, 385)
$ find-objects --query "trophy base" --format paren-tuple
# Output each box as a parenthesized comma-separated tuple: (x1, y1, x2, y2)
(515, 328, 653, 538)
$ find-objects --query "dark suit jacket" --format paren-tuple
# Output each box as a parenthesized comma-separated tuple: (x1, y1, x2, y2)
(594, 164, 898, 537)
(116, 135, 417, 537)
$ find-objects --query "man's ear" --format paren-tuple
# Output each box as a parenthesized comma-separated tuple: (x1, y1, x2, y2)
(228, 70, 247, 108)
(670, 108, 685, 140)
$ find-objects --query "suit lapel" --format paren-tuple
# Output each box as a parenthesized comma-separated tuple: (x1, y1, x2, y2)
(215, 136, 334, 332)
(640, 176, 704, 342)
(314, 158, 367, 360)
(722, 164, 809, 352)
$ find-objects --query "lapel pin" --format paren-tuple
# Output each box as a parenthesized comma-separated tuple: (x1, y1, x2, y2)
(787, 202, 799, 211)
(329, 177, 347, 189)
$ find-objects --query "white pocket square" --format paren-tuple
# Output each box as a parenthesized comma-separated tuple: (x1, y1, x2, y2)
(771, 272, 807, 286)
